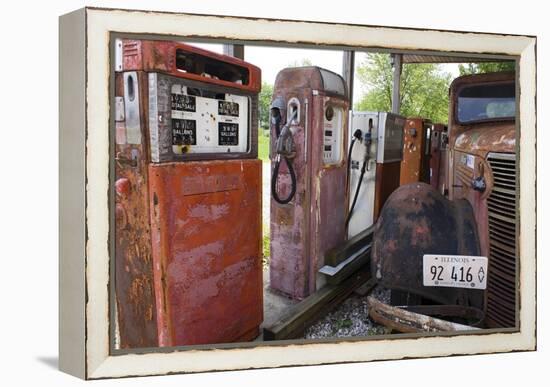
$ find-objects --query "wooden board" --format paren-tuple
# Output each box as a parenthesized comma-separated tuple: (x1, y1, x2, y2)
(263, 267, 371, 341)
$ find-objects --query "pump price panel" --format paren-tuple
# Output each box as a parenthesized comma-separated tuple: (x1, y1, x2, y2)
(170, 84, 249, 155)
(172, 119, 197, 145)
(423, 254, 488, 289)
(322, 104, 344, 165)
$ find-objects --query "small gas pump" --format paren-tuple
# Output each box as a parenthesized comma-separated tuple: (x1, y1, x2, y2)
(269, 67, 349, 300)
(114, 39, 263, 348)
(346, 112, 406, 238)
(400, 117, 433, 185)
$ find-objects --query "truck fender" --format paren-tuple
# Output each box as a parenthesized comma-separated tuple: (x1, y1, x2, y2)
(371, 182, 484, 308)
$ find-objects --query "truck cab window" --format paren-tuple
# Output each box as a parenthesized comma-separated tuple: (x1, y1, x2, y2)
(457, 82, 515, 124)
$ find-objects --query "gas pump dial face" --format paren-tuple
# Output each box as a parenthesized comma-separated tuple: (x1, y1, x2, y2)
(325, 105, 334, 121)
(322, 104, 343, 165)
(170, 83, 249, 155)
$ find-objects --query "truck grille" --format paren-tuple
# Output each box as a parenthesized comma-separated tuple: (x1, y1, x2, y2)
(486, 153, 517, 328)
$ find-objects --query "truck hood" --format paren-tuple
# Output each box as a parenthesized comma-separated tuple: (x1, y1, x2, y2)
(454, 123, 515, 156)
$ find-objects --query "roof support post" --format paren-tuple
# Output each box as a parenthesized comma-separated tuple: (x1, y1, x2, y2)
(223, 44, 244, 59)
(342, 51, 355, 106)
(391, 53, 402, 114)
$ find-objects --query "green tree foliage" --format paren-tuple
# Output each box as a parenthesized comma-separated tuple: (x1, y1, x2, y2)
(355, 54, 452, 124)
(458, 61, 515, 76)
(259, 82, 274, 131)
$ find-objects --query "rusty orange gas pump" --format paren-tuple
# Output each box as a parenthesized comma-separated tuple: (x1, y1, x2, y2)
(400, 117, 432, 185)
(269, 67, 349, 300)
(114, 39, 263, 348)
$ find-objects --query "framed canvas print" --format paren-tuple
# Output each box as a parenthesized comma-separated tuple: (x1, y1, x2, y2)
(59, 7, 537, 380)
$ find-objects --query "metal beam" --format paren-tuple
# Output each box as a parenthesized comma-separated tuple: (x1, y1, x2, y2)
(222, 44, 244, 59)
(391, 53, 402, 114)
(342, 51, 355, 106)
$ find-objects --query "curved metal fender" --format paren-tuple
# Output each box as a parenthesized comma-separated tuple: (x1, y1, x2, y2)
(371, 182, 484, 308)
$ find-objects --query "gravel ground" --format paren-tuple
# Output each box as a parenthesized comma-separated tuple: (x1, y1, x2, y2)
(304, 286, 392, 339)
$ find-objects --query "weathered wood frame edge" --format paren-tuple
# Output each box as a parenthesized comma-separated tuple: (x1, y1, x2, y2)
(59, 8, 87, 380)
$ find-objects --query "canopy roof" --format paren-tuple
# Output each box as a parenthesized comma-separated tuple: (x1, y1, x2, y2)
(401, 54, 511, 64)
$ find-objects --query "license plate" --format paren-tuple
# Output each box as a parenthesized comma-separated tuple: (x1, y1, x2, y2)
(423, 255, 488, 290)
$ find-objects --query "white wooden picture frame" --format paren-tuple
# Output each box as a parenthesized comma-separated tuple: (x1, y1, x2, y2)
(59, 7, 537, 380)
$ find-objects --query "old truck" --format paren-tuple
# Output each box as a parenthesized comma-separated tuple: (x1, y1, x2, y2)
(372, 71, 517, 329)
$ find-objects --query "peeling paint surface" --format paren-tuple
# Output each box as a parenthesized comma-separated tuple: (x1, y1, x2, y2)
(454, 124, 515, 157)
(149, 160, 263, 346)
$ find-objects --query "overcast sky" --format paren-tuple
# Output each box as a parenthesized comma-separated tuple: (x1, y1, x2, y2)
(188, 41, 461, 104)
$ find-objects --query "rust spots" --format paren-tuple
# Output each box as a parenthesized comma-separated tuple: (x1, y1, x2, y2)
(386, 239, 398, 253)
(128, 275, 153, 317)
(274, 204, 295, 226)
(114, 142, 158, 348)
(454, 124, 515, 157)
(115, 177, 131, 197)
(410, 218, 431, 246)
(115, 204, 127, 228)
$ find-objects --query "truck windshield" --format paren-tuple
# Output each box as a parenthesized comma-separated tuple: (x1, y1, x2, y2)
(457, 82, 515, 124)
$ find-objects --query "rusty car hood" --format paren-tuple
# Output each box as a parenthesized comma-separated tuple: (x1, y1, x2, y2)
(454, 122, 515, 156)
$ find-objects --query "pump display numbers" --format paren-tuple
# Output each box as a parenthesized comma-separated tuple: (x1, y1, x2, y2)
(172, 119, 197, 145)
(172, 94, 196, 112)
(423, 254, 487, 289)
(219, 123, 239, 145)
(218, 101, 239, 117)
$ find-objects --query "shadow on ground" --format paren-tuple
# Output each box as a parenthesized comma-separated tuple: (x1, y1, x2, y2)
(36, 356, 58, 370)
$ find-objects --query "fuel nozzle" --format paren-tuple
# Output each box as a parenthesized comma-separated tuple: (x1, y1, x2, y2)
(270, 96, 286, 128)
(271, 107, 282, 126)
(362, 126, 373, 171)
(275, 109, 297, 159)
(363, 129, 372, 145)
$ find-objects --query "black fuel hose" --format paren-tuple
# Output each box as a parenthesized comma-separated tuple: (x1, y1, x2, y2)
(346, 159, 367, 228)
(346, 130, 363, 191)
(346, 138, 357, 187)
(271, 111, 298, 205)
(345, 130, 365, 227)
(271, 155, 297, 204)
